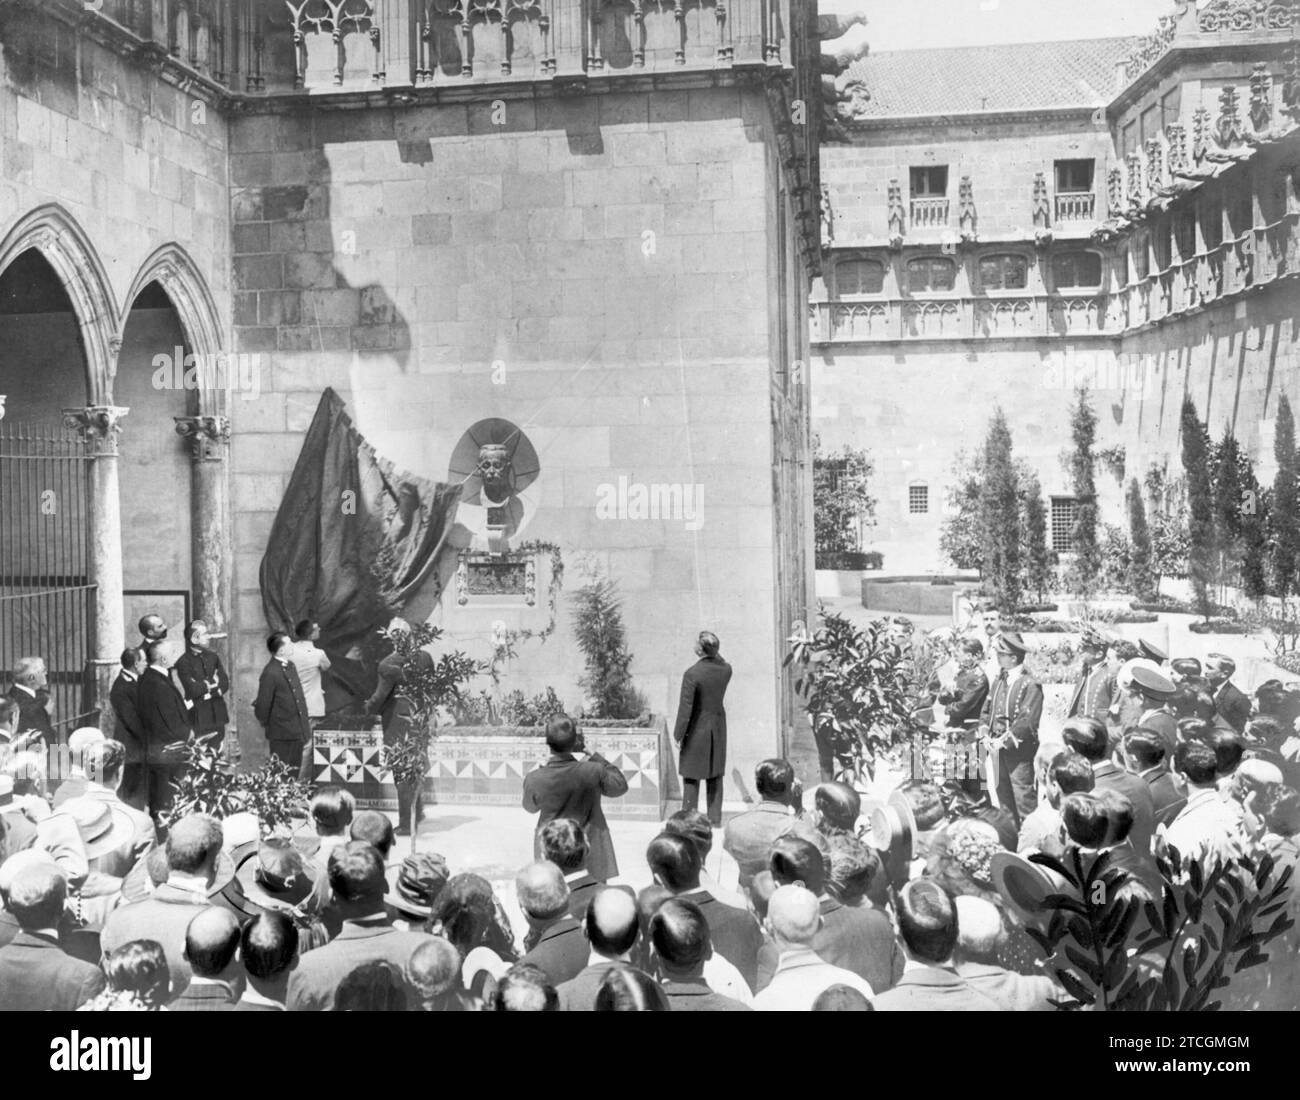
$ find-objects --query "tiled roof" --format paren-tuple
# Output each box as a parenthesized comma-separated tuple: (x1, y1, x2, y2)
(845, 37, 1138, 118)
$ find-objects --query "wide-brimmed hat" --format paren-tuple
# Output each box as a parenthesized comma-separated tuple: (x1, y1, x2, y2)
(386, 852, 450, 920)
(54, 798, 136, 861)
(994, 632, 1028, 658)
(235, 841, 316, 911)
(1131, 665, 1176, 702)
(990, 850, 1073, 929)
(869, 790, 917, 889)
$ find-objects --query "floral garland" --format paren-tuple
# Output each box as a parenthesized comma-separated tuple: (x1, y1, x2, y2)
(507, 540, 565, 645)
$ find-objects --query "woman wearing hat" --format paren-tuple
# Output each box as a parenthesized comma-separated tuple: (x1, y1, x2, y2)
(977, 632, 1042, 828)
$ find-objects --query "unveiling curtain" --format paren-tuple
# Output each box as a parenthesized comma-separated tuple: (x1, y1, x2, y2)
(258, 388, 462, 711)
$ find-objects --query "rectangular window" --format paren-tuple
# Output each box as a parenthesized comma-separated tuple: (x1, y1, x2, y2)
(1051, 251, 1103, 289)
(979, 254, 1029, 291)
(1051, 497, 1080, 552)
(907, 257, 957, 292)
(1154, 221, 1173, 270)
(909, 485, 929, 515)
(1176, 210, 1197, 260)
(837, 259, 886, 296)
(1055, 159, 1095, 194)
(910, 166, 949, 197)
(1141, 105, 1161, 147)
(1122, 121, 1138, 159)
(1161, 86, 1182, 131)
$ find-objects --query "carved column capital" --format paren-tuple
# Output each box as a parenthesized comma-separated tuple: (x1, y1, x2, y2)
(175, 414, 231, 462)
(63, 406, 129, 455)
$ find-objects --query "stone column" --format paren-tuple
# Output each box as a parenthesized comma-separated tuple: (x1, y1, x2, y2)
(174, 415, 232, 634)
(63, 405, 129, 731)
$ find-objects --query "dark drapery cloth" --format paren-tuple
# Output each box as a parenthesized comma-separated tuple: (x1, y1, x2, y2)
(258, 389, 461, 710)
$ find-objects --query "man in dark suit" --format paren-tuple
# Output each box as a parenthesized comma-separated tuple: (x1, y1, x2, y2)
(651, 898, 751, 1011)
(754, 836, 903, 996)
(518, 861, 588, 987)
(1122, 728, 1187, 828)
(136, 640, 194, 819)
(100, 814, 225, 995)
(1063, 790, 1163, 900)
(646, 831, 762, 990)
(287, 842, 431, 1011)
(138, 613, 169, 651)
(555, 886, 643, 1010)
(7, 656, 55, 747)
(235, 912, 297, 1012)
(1063, 715, 1157, 856)
(253, 632, 312, 771)
(538, 817, 604, 919)
(170, 907, 242, 1011)
(723, 759, 820, 887)
(109, 647, 148, 809)
(0, 861, 106, 1011)
(673, 631, 732, 826)
(978, 632, 1042, 827)
(1207, 653, 1252, 734)
(523, 715, 628, 882)
(174, 619, 231, 745)
(873, 881, 1000, 1011)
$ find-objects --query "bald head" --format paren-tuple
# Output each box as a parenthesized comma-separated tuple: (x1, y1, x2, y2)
(953, 896, 1004, 965)
(407, 937, 462, 1001)
(515, 861, 569, 921)
(585, 886, 640, 958)
(766, 885, 822, 947)
(184, 907, 243, 979)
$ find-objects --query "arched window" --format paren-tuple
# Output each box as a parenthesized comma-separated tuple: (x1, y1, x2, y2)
(836, 259, 885, 296)
(906, 256, 957, 293)
(1051, 251, 1103, 289)
(978, 254, 1029, 291)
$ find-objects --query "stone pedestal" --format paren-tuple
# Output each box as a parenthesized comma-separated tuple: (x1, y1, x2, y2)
(63, 406, 128, 731)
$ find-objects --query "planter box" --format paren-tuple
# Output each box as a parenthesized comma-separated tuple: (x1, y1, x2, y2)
(426, 716, 668, 821)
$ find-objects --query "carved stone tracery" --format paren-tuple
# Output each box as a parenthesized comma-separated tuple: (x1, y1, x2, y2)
(63, 406, 130, 457)
(175, 414, 232, 463)
(285, 0, 382, 87)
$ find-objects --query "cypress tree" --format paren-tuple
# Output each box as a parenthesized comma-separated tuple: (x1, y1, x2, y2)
(1273, 395, 1300, 598)
(1240, 452, 1269, 600)
(1067, 388, 1101, 596)
(1023, 474, 1052, 604)
(1181, 397, 1215, 619)
(1127, 478, 1156, 601)
(1213, 428, 1243, 597)
(980, 407, 1022, 611)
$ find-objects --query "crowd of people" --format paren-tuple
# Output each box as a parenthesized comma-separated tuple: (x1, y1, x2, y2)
(1, 607, 1299, 1011)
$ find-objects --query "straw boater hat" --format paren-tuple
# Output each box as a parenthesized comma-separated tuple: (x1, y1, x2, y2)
(990, 850, 1073, 929)
(870, 790, 917, 889)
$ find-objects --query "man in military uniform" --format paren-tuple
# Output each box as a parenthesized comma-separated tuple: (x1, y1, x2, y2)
(1129, 665, 1179, 758)
(1108, 637, 1166, 742)
(978, 632, 1041, 828)
(1068, 629, 1118, 723)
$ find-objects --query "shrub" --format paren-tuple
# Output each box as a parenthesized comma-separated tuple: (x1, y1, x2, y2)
(815, 550, 883, 571)
(814, 436, 877, 555)
(1188, 619, 1250, 635)
(571, 562, 647, 720)
(785, 610, 920, 784)
(165, 739, 311, 833)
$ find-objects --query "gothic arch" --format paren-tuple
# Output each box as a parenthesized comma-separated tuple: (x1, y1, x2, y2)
(122, 243, 226, 412)
(0, 204, 119, 405)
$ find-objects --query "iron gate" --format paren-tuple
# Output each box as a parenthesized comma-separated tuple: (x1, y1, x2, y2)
(0, 419, 97, 778)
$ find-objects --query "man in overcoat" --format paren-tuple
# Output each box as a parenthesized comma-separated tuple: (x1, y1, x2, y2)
(673, 631, 733, 827)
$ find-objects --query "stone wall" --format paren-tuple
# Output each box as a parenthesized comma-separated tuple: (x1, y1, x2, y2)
(226, 87, 808, 797)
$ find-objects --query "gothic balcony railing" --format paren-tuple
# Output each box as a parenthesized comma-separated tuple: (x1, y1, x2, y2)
(909, 198, 949, 229)
(63, 0, 796, 96)
(1121, 0, 1299, 85)
(810, 293, 1112, 342)
(1055, 192, 1096, 223)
